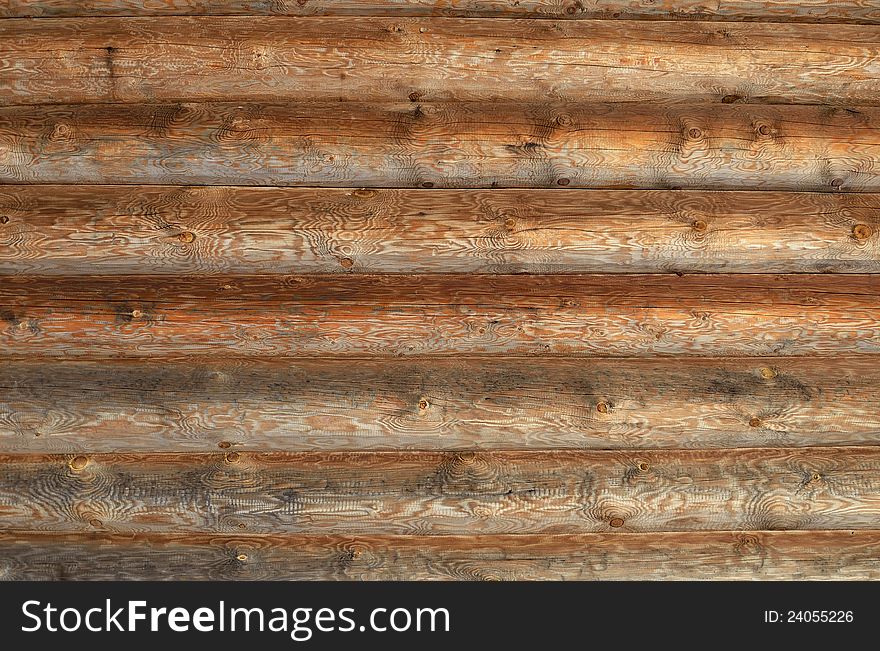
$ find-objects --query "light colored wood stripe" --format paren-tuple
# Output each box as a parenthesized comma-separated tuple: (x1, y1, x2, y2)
(2, 357, 879, 453)
(2, 448, 879, 535)
(1, 102, 878, 191)
(2, 18, 879, 106)
(2, 187, 878, 275)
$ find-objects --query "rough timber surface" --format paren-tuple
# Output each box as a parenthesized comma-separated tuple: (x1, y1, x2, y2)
(2, 102, 879, 191)
(2, 0, 879, 583)
(2, 186, 879, 275)
(1, 274, 878, 358)
(1, 530, 878, 581)
(3, 1, 880, 24)
(2, 18, 880, 106)
(1, 447, 879, 535)
(2, 356, 879, 453)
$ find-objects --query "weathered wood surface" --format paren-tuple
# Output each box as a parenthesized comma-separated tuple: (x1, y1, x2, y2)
(2, 102, 878, 191)
(2, 275, 878, 358)
(3, 186, 878, 275)
(3, 18, 879, 106)
(2, 357, 879, 453)
(4, 1, 880, 24)
(2, 3, 879, 583)
(2, 530, 878, 581)
(1, 448, 878, 534)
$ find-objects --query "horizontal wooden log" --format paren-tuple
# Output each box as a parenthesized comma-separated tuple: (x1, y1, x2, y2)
(2, 18, 879, 106)
(1, 448, 879, 534)
(1, 530, 878, 580)
(4, 1, 880, 24)
(1, 102, 878, 191)
(1, 274, 878, 358)
(2, 186, 879, 275)
(2, 357, 879, 453)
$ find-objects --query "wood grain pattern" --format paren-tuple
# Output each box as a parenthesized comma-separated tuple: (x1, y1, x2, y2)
(4, 1, 880, 24)
(2, 274, 878, 358)
(2, 102, 879, 191)
(3, 186, 879, 275)
(3, 357, 879, 453)
(2, 4, 879, 583)
(1, 447, 879, 534)
(3, 18, 880, 106)
(2, 530, 878, 580)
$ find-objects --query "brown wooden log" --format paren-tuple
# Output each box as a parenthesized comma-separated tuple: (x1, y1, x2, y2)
(4, 1, 880, 24)
(1, 102, 878, 191)
(2, 17, 879, 106)
(1, 448, 879, 534)
(2, 357, 879, 453)
(1, 530, 877, 580)
(1, 274, 878, 358)
(2, 186, 878, 275)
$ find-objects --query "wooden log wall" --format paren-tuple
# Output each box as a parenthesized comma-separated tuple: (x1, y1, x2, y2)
(1, 1, 878, 581)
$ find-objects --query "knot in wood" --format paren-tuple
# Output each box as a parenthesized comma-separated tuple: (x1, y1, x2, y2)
(853, 224, 873, 240)
(51, 123, 71, 140)
(69, 455, 89, 471)
(555, 114, 573, 127)
(735, 534, 761, 552)
(456, 452, 476, 465)
(609, 517, 625, 528)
